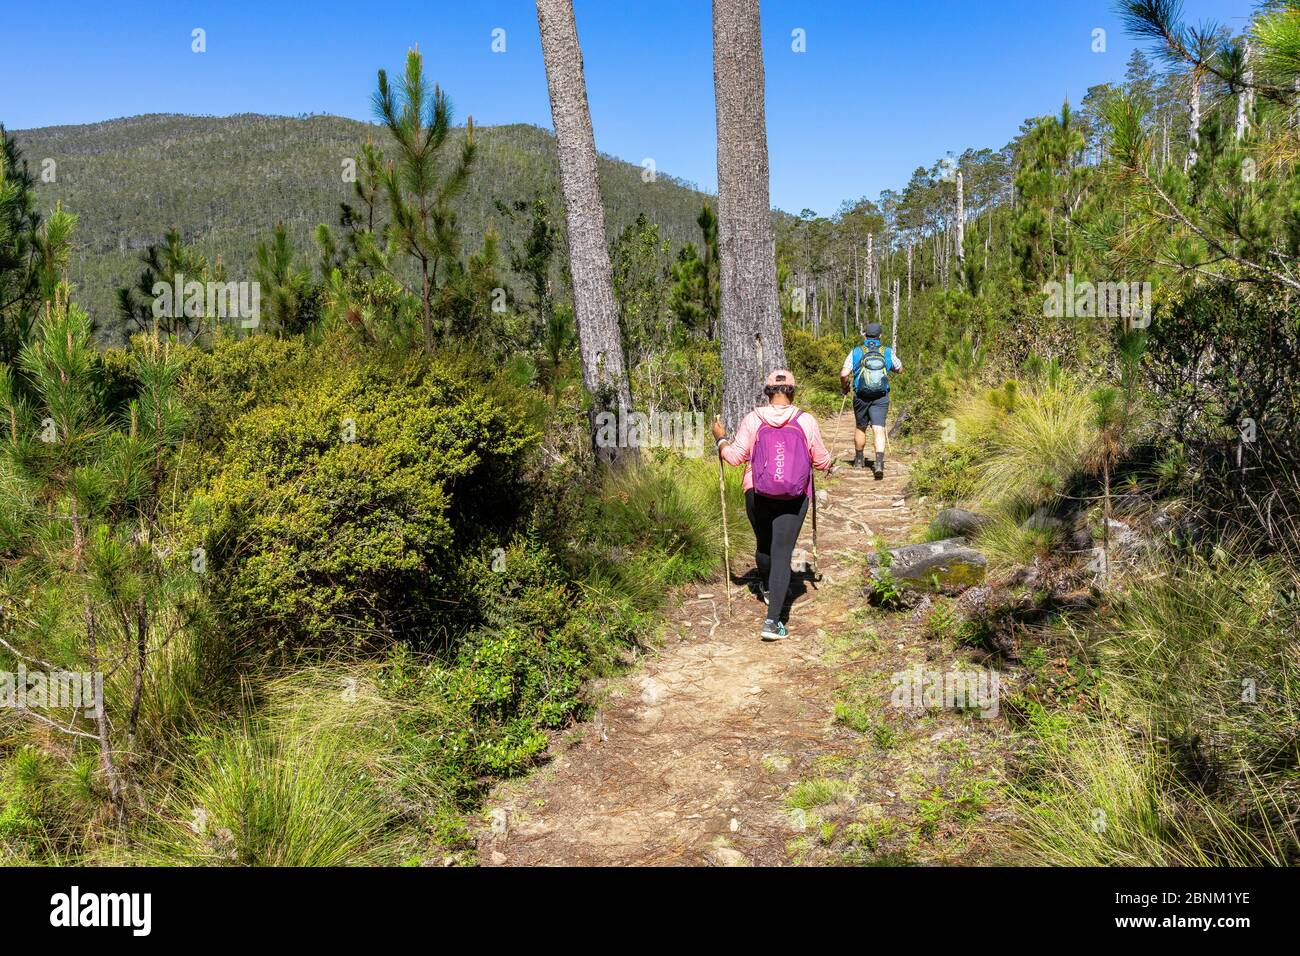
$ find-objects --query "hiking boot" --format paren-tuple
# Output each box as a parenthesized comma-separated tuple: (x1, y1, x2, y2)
(852, 452, 866, 469)
(761, 619, 789, 641)
(873, 466, 884, 481)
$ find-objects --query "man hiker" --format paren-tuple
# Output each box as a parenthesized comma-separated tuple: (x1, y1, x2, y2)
(711, 370, 832, 642)
(841, 322, 902, 480)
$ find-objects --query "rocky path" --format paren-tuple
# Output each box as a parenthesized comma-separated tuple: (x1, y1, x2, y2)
(474, 408, 1006, 866)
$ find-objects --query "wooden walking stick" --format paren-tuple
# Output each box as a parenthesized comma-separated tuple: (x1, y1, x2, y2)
(836, 389, 851, 462)
(716, 421, 733, 619)
(810, 470, 822, 585)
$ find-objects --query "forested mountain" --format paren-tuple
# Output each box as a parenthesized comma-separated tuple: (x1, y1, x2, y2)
(13, 113, 713, 326)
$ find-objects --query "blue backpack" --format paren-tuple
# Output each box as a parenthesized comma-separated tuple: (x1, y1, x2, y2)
(852, 339, 892, 397)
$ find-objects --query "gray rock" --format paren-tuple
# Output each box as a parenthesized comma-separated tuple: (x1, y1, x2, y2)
(1072, 518, 1145, 553)
(639, 677, 667, 705)
(867, 537, 987, 593)
(707, 844, 750, 867)
(932, 508, 990, 538)
(955, 585, 993, 617)
(1105, 519, 1141, 549)
(1023, 508, 1063, 531)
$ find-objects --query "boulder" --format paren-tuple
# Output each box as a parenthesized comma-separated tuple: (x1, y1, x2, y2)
(1071, 518, 1145, 553)
(932, 507, 990, 538)
(867, 537, 987, 594)
(1023, 508, 1063, 531)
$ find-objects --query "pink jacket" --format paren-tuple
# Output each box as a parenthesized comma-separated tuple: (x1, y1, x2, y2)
(721, 405, 833, 493)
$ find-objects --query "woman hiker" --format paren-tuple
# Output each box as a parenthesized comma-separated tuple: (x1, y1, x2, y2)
(711, 370, 833, 641)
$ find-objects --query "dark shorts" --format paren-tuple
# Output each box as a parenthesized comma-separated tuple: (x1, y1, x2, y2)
(853, 391, 890, 429)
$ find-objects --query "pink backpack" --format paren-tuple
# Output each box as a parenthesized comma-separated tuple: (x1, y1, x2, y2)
(751, 410, 812, 500)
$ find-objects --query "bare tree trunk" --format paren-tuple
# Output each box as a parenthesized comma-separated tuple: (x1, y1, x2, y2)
(955, 170, 966, 276)
(891, 279, 900, 352)
(536, 0, 636, 466)
(853, 245, 859, 330)
(1236, 41, 1254, 142)
(713, 0, 785, 432)
(871, 234, 881, 323)
(865, 233, 874, 321)
(1187, 73, 1201, 171)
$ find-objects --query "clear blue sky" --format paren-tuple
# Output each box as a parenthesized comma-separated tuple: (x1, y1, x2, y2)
(4, 0, 1256, 216)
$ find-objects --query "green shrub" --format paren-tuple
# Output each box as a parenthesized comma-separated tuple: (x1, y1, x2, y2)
(909, 439, 982, 503)
(193, 356, 536, 655)
(784, 325, 852, 396)
(180, 332, 310, 448)
(0, 747, 99, 864)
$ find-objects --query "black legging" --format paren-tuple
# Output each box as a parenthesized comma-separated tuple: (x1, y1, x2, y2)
(744, 490, 810, 622)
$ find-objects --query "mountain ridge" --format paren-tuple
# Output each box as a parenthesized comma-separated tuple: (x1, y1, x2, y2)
(11, 112, 718, 330)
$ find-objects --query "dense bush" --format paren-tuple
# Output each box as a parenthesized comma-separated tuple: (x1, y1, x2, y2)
(784, 324, 851, 396)
(180, 332, 311, 449)
(191, 355, 536, 655)
(1144, 283, 1300, 551)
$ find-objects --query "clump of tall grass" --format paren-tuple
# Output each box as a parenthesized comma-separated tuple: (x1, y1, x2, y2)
(910, 372, 1096, 514)
(1089, 553, 1299, 795)
(594, 452, 753, 602)
(975, 376, 1097, 511)
(1010, 550, 1300, 865)
(126, 665, 443, 866)
(970, 510, 1063, 571)
(1012, 710, 1290, 866)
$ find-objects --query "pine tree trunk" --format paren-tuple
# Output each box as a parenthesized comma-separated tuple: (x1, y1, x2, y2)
(955, 170, 965, 275)
(891, 279, 900, 352)
(536, 0, 636, 466)
(1187, 74, 1201, 171)
(853, 246, 860, 329)
(865, 233, 874, 324)
(907, 243, 913, 322)
(713, 0, 785, 432)
(1236, 41, 1254, 141)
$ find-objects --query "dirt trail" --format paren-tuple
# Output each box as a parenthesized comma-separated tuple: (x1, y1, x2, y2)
(474, 409, 948, 866)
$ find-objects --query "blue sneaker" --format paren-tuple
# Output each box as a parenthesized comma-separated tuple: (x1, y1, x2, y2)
(761, 619, 788, 641)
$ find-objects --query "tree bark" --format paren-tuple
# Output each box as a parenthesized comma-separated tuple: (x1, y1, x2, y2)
(536, 0, 636, 466)
(955, 170, 965, 274)
(907, 243, 913, 322)
(1236, 41, 1253, 142)
(713, 0, 785, 432)
(891, 279, 900, 352)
